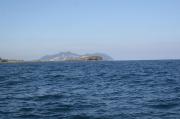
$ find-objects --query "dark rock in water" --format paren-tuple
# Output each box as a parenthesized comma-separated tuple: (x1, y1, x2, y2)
(0, 58, 8, 63)
(1, 59, 8, 62)
(0, 57, 24, 63)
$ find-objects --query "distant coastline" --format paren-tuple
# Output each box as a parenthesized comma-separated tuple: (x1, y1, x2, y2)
(39, 52, 113, 62)
(2, 52, 179, 64)
(0, 51, 113, 63)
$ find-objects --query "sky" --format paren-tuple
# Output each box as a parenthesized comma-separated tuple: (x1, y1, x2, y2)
(0, 0, 180, 60)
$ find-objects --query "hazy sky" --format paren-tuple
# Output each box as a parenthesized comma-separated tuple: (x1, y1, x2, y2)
(0, 0, 180, 60)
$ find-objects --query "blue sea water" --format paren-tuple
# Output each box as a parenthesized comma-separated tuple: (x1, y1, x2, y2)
(0, 60, 180, 119)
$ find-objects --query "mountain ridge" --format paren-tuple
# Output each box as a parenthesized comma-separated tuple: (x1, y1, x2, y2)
(39, 52, 113, 61)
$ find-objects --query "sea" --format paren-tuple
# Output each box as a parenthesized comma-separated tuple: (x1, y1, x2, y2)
(0, 60, 180, 119)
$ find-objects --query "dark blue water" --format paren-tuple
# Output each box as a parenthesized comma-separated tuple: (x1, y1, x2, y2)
(0, 60, 180, 119)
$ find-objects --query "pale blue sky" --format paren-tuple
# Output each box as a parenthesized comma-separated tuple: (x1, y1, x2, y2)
(0, 0, 180, 60)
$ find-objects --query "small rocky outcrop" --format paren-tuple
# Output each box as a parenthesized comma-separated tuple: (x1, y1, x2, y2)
(0, 58, 24, 63)
(0, 58, 7, 62)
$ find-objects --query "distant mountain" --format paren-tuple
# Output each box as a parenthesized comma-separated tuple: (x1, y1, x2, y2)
(40, 52, 80, 61)
(39, 52, 113, 61)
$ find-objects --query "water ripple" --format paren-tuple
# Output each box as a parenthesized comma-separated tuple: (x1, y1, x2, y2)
(0, 60, 180, 118)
